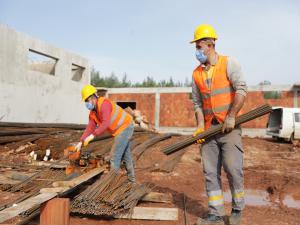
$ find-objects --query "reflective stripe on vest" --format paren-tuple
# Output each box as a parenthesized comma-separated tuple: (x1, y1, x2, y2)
(203, 103, 232, 115)
(192, 55, 235, 129)
(201, 86, 234, 100)
(89, 97, 132, 136)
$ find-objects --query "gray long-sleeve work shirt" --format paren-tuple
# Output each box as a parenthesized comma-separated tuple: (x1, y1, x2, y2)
(192, 56, 247, 112)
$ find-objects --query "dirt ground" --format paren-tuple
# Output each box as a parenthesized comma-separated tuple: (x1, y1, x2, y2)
(1, 134, 300, 225)
(69, 136, 300, 225)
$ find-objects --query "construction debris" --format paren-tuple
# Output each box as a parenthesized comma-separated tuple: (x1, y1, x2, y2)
(0, 119, 299, 224)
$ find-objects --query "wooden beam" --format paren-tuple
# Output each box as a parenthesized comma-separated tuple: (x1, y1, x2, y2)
(141, 192, 172, 203)
(52, 167, 105, 188)
(40, 187, 69, 194)
(114, 207, 178, 221)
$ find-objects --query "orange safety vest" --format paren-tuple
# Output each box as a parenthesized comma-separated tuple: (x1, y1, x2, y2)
(89, 97, 133, 136)
(192, 55, 235, 129)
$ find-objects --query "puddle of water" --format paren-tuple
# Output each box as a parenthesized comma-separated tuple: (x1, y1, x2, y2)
(282, 195, 300, 209)
(203, 189, 300, 209)
(224, 189, 273, 207)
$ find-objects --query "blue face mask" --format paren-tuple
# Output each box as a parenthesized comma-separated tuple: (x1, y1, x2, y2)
(195, 49, 207, 64)
(85, 102, 94, 110)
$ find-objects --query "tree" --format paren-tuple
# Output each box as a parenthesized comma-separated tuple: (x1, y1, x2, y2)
(121, 73, 131, 87)
(90, 67, 191, 88)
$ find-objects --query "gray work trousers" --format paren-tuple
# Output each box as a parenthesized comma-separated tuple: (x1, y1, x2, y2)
(201, 128, 245, 216)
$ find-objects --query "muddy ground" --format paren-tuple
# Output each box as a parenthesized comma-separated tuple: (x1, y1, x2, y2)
(1, 134, 300, 225)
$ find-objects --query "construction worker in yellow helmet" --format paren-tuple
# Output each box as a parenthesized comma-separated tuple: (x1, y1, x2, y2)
(190, 24, 247, 225)
(75, 84, 135, 182)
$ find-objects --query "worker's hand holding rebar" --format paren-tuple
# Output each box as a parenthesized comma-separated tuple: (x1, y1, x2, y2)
(83, 134, 94, 147)
(222, 116, 235, 133)
(75, 142, 82, 151)
(193, 127, 205, 144)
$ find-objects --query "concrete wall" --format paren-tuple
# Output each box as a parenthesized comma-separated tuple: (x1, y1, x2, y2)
(0, 24, 90, 124)
(106, 85, 300, 132)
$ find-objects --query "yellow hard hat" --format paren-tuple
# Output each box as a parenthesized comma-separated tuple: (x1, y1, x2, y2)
(81, 84, 97, 101)
(190, 24, 218, 43)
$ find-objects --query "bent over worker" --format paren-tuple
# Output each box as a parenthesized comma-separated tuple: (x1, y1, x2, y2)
(191, 24, 247, 225)
(75, 84, 135, 182)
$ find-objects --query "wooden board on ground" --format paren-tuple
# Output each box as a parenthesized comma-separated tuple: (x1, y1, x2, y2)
(141, 192, 172, 203)
(114, 207, 178, 221)
(0, 192, 57, 223)
(0, 167, 105, 223)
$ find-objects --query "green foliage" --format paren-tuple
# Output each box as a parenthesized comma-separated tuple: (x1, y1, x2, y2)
(263, 91, 282, 99)
(90, 67, 191, 88)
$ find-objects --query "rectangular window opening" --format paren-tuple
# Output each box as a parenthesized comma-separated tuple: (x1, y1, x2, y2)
(28, 49, 58, 75)
(72, 64, 85, 81)
(116, 101, 136, 110)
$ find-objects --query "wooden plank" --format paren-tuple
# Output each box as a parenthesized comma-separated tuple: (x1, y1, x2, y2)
(40, 187, 69, 194)
(0, 193, 57, 223)
(52, 167, 105, 188)
(114, 207, 178, 221)
(141, 192, 172, 203)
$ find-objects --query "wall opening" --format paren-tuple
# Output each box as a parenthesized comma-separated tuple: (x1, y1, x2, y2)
(97, 88, 108, 97)
(28, 49, 58, 75)
(72, 63, 85, 81)
(116, 101, 136, 110)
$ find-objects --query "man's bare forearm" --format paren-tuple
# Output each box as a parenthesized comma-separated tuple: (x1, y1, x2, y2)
(195, 110, 205, 129)
(228, 93, 245, 117)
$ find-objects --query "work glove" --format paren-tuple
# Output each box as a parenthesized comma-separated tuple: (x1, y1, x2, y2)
(222, 116, 235, 133)
(193, 127, 205, 144)
(83, 134, 95, 147)
(74, 142, 82, 152)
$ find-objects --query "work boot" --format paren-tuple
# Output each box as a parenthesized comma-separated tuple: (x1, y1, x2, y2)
(229, 209, 242, 225)
(195, 214, 224, 225)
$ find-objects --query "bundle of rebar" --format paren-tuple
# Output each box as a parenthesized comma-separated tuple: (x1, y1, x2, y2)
(71, 170, 151, 217)
(162, 104, 272, 155)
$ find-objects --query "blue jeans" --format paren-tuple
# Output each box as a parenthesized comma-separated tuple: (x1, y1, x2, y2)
(110, 123, 135, 182)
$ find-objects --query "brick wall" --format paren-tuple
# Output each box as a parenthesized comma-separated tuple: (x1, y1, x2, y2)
(160, 93, 196, 127)
(108, 90, 297, 129)
(109, 93, 156, 125)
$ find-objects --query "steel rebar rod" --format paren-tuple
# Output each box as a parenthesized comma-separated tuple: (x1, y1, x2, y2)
(162, 104, 272, 155)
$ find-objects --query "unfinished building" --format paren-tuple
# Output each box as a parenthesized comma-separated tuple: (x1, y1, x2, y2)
(0, 24, 90, 124)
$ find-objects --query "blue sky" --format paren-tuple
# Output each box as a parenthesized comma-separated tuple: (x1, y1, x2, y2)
(1, 0, 300, 85)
